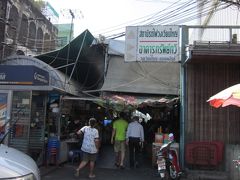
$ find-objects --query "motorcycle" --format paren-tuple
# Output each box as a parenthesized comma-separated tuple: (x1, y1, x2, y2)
(156, 140, 182, 180)
(233, 156, 240, 169)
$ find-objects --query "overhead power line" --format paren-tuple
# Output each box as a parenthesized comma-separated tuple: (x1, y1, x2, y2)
(102, 0, 232, 39)
(219, 0, 240, 7)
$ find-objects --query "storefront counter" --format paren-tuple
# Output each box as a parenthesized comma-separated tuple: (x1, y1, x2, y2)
(59, 139, 80, 163)
(59, 141, 68, 163)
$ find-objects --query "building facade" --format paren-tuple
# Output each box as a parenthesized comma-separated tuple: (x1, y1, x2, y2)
(55, 23, 74, 49)
(0, 0, 58, 59)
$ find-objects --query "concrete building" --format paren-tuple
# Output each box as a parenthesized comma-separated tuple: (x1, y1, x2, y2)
(0, 0, 58, 59)
(55, 23, 74, 49)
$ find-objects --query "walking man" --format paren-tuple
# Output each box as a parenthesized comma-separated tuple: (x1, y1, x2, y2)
(126, 116, 144, 168)
(111, 112, 128, 169)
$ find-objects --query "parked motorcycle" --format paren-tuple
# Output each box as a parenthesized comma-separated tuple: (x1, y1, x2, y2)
(233, 156, 240, 169)
(156, 140, 182, 180)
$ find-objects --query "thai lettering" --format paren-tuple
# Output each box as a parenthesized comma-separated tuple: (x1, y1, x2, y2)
(139, 28, 178, 38)
(138, 44, 177, 54)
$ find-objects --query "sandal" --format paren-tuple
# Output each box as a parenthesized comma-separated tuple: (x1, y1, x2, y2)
(74, 169, 79, 177)
(89, 174, 96, 178)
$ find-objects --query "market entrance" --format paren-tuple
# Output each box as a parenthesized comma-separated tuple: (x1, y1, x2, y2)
(60, 95, 180, 169)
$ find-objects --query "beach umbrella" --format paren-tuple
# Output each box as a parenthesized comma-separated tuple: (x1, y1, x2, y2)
(207, 84, 240, 108)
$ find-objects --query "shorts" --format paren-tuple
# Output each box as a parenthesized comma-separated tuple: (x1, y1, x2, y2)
(114, 140, 126, 152)
(82, 151, 97, 162)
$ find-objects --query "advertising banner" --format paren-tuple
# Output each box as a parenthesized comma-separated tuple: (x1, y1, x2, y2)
(0, 65, 49, 85)
(0, 93, 7, 140)
(125, 25, 180, 62)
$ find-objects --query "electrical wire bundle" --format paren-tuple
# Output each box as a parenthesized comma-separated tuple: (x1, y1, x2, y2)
(92, 0, 233, 39)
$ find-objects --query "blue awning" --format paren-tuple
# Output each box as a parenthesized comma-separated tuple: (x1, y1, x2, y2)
(0, 55, 82, 96)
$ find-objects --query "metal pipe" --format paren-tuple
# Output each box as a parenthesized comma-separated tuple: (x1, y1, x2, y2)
(180, 25, 188, 169)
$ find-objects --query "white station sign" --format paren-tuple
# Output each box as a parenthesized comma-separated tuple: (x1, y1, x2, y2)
(125, 25, 180, 62)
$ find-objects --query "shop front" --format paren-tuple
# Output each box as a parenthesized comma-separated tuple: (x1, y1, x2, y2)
(60, 52, 181, 167)
(0, 55, 82, 165)
(0, 65, 50, 165)
(99, 92, 180, 165)
(96, 53, 181, 166)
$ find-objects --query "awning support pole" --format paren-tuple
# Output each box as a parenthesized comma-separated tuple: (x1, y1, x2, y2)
(180, 25, 188, 169)
(68, 30, 88, 83)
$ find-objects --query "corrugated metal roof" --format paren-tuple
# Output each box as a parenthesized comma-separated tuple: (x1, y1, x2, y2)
(100, 55, 180, 95)
(190, 42, 240, 56)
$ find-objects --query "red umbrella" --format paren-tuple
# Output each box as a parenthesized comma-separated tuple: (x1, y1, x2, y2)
(207, 84, 240, 108)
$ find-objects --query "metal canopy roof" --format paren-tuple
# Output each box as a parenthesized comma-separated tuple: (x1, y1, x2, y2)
(186, 42, 240, 64)
(1, 55, 81, 96)
(100, 55, 180, 95)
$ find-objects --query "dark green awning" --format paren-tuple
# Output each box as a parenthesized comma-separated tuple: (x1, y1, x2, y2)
(35, 29, 105, 91)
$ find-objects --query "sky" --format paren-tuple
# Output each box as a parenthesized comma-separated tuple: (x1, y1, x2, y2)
(46, 0, 177, 38)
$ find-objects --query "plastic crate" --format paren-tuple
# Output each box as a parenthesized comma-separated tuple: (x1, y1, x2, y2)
(211, 141, 224, 163)
(198, 141, 224, 163)
(185, 142, 219, 166)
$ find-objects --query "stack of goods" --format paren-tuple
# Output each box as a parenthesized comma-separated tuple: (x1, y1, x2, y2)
(154, 127, 163, 144)
(154, 126, 170, 144)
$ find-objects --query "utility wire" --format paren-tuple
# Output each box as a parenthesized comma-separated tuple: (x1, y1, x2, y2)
(219, 0, 240, 7)
(93, 0, 186, 36)
(170, 4, 231, 25)
(104, 0, 232, 39)
(152, 0, 220, 25)
(145, 0, 199, 25)
(101, 0, 202, 37)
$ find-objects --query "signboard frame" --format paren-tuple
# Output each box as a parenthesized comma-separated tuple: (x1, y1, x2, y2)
(125, 25, 180, 62)
(0, 65, 49, 86)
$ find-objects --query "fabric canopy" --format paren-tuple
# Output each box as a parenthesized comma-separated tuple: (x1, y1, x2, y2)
(100, 55, 180, 95)
(35, 29, 105, 91)
(63, 93, 179, 112)
(102, 93, 179, 107)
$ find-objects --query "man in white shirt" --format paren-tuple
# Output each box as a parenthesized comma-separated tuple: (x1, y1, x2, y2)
(126, 116, 144, 168)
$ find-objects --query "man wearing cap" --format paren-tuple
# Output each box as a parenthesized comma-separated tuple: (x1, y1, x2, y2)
(126, 116, 144, 168)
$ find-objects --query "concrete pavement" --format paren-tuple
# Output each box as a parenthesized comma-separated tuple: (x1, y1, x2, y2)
(41, 163, 164, 180)
(40, 144, 228, 180)
(40, 164, 230, 180)
(40, 144, 175, 180)
(40, 144, 162, 180)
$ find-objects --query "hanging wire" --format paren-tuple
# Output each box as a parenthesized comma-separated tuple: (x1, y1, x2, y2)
(100, 0, 232, 39)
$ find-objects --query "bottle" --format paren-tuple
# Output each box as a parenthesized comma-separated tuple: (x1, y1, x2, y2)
(159, 126, 162, 133)
(155, 126, 163, 143)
